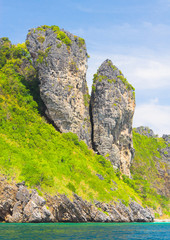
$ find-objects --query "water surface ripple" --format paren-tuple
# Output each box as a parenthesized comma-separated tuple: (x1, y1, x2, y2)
(0, 222, 169, 240)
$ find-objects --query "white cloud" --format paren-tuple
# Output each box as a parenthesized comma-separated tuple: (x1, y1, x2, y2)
(86, 54, 170, 136)
(114, 55, 170, 90)
(133, 100, 170, 136)
(80, 21, 170, 92)
(86, 53, 170, 91)
(79, 22, 170, 135)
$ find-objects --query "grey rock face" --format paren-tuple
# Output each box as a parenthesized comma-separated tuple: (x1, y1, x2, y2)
(16, 185, 30, 205)
(9, 185, 54, 223)
(90, 59, 135, 176)
(129, 202, 153, 222)
(46, 194, 153, 223)
(96, 174, 104, 180)
(134, 126, 157, 138)
(26, 26, 91, 146)
(0, 178, 54, 223)
(0, 178, 153, 223)
(0, 183, 16, 221)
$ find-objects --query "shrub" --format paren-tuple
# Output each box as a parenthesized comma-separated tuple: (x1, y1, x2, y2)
(57, 43, 62, 48)
(117, 75, 135, 91)
(92, 85, 96, 92)
(67, 182, 76, 193)
(37, 35, 45, 44)
(83, 94, 90, 107)
(78, 37, 85, 47)
(62, 132, 80, 145)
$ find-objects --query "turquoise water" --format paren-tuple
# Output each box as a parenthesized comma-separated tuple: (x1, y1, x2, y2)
(0, 222, 169, 240)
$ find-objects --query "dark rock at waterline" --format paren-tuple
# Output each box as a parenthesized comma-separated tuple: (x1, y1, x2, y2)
(0, 178, 153, 223)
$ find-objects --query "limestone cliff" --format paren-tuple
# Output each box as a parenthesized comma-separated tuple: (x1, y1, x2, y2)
(90, 59, 135, 177)
(26, 25, 91, 146)
(26, 26, 136, 176)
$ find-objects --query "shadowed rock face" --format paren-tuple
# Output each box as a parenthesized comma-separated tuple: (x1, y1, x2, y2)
(90, 59, 135, 177)
(26, 26, 91, 146)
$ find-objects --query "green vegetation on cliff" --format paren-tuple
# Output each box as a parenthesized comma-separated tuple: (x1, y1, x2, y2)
(0, 39, 139, 204)
(0, 70, 140, 204)
(130, 131, 170, 216)
(32, 25, 72, 47)
(0, 37, 169, 217)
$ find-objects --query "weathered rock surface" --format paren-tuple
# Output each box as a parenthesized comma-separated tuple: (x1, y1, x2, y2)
(0, 178, 54, 222)
(26, 26, 91, 146)
(0, 178, 153, 223)
(26, 26, 136, 175)
(134, 126, 157, 138)
(90, 59, 135, 176)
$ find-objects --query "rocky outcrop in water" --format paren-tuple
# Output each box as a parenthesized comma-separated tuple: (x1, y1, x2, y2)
(0, 178, 153, 223)
(26, 26, 91, 146)
(0, 179, 54, 223)
(46, 194, 153, 222)
(90, 60, 135, 177)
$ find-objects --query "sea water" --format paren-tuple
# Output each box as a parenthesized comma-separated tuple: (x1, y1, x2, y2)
(0, 222, 169, 240)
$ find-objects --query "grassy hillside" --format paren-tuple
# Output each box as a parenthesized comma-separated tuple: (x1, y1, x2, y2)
(0, 37, 169, 217)
(131, 131, 170, 217)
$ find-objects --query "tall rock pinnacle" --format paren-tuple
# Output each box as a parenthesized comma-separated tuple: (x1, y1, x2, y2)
(26, 25, 91, 146)
(90, 59, 135, 176)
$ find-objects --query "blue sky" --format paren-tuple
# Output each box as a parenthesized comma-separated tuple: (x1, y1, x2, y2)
(0, 0, 170, 135)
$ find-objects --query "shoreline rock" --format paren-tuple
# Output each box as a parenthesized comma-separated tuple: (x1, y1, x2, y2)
(0, 178, 153, 223)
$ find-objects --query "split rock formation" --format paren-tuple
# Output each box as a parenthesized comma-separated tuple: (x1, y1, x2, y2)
(27, 26, 135, 176)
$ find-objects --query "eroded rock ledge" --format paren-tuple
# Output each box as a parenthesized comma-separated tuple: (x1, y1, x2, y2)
(0, 178, 153, 223)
